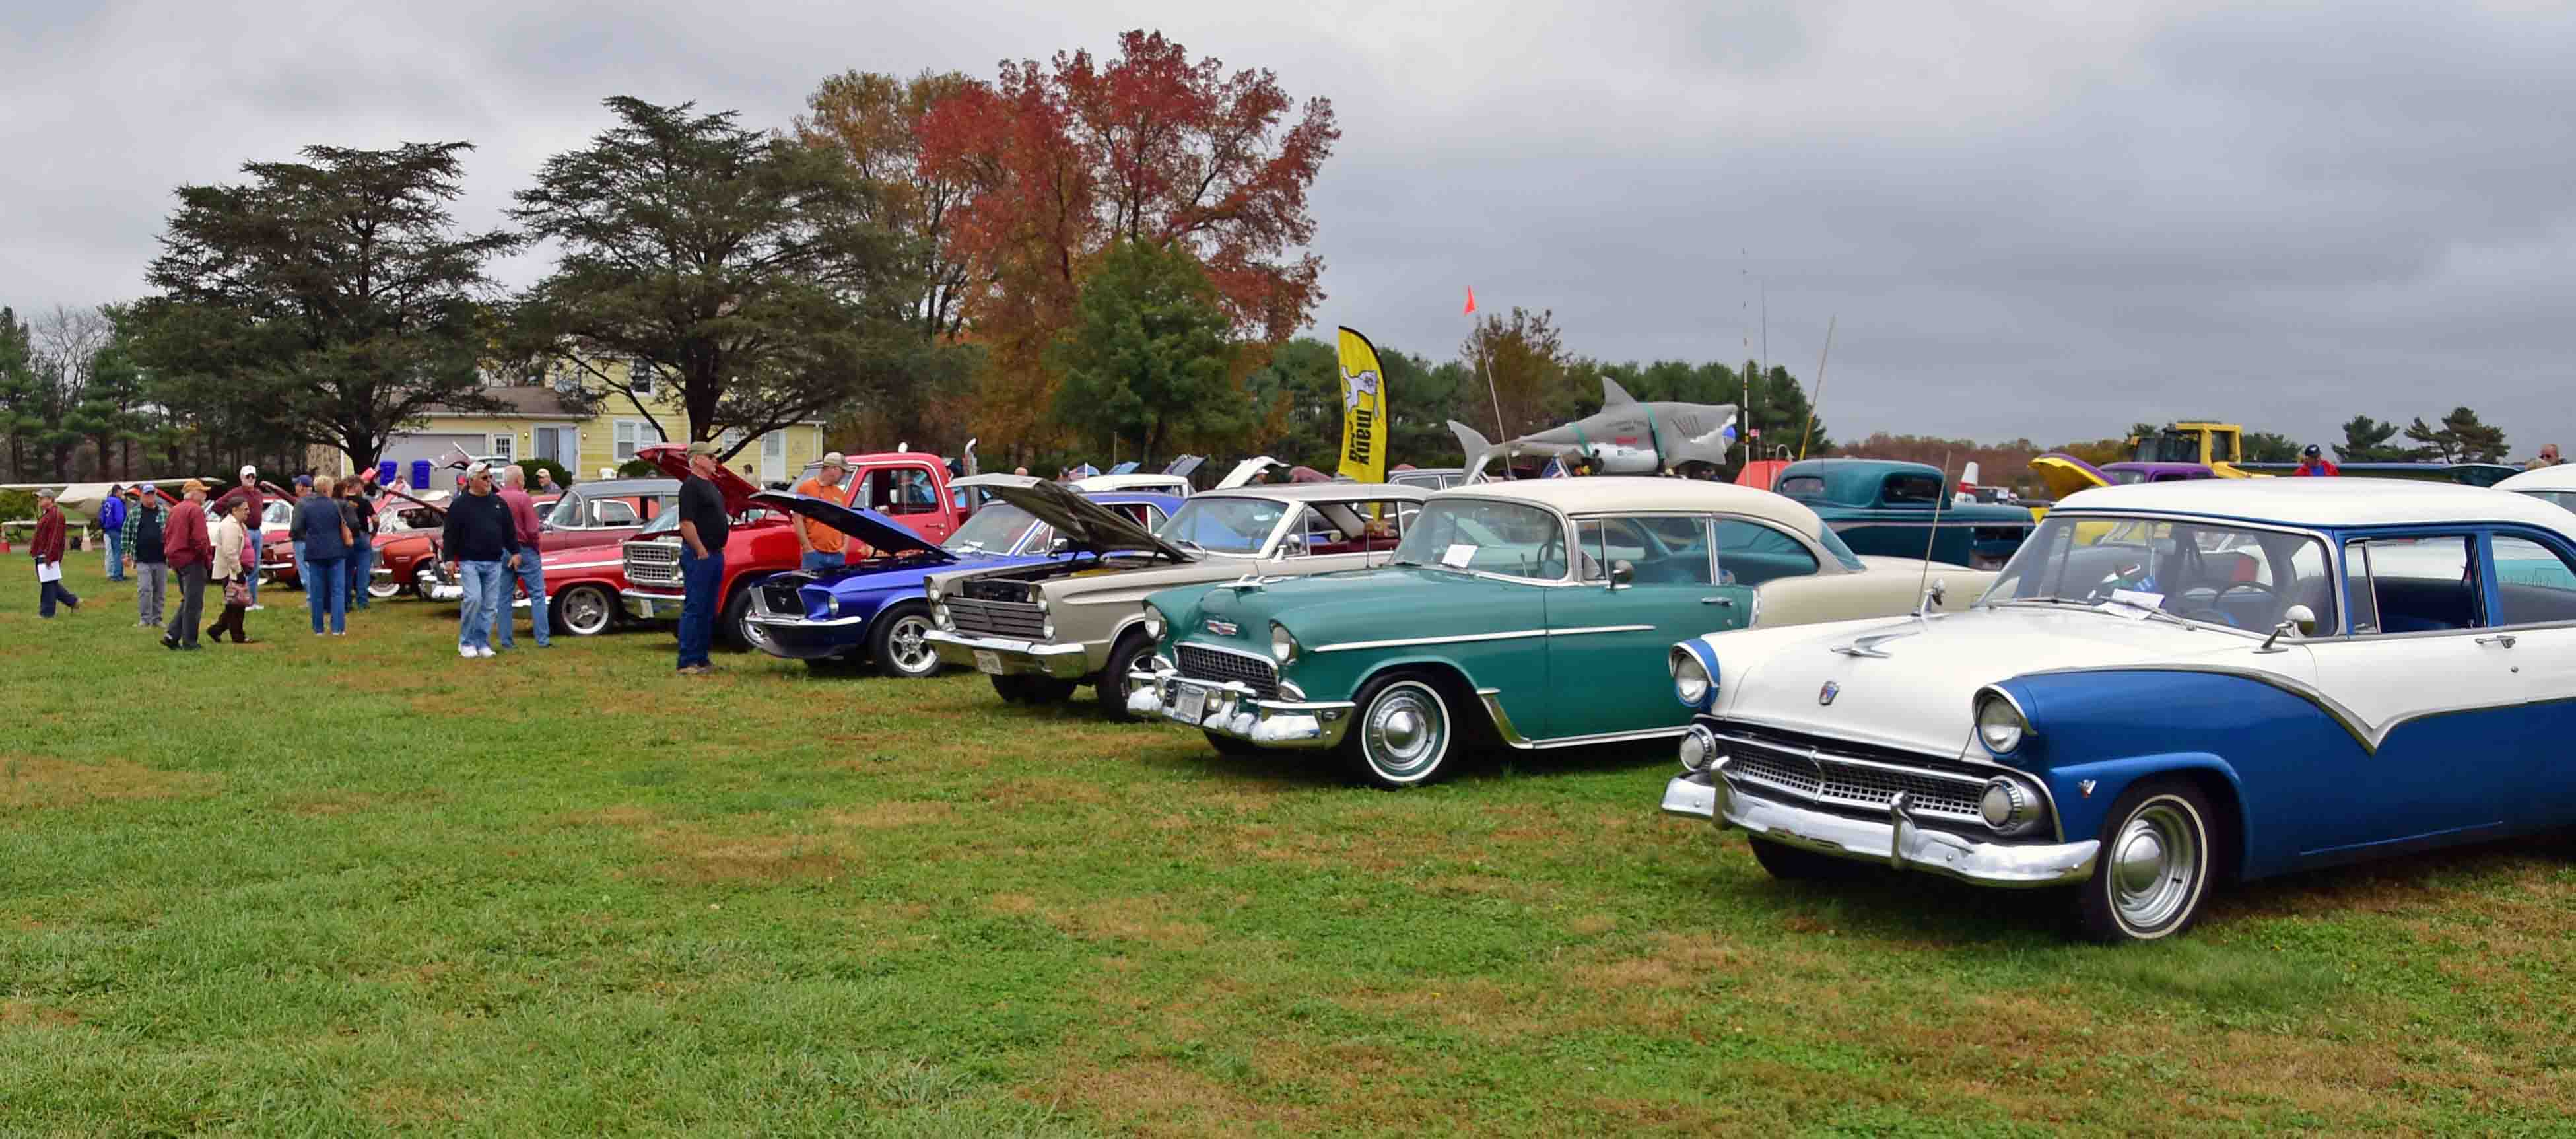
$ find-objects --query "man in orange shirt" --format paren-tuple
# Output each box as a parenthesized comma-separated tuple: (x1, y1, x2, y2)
(794, 452, 864, 569)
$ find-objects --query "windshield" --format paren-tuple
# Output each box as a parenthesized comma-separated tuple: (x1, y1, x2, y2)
(1981, 514, 2336, 633)
(639, 509, 679, 537)
(2514, 489, 2576, 513)
(1390, 499, 1568, 580)
(1155, 496, 1287, 556)
(261, 500, 293, 528)
(946, 502, 1043, 554)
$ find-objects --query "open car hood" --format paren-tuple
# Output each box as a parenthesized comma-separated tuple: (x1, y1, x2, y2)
(636, 442, 761, 514)
(2029, 453, 2112, 500)
(1215, 456, 1283, 489)
(747, 490, 951, 563)
(979, 475, 1190, 561)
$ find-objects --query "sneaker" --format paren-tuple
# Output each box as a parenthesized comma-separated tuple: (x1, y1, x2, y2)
(248, 604, 265, 611)
(475, 646, 496, 658)
(63, 598, 80, 611)
(459, 645, 477, 659)
(162, 637, 178, 650)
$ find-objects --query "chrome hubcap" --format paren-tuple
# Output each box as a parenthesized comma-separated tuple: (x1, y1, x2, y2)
(1363, 684, 1446, 780)
(564, 590, 608, 634)
(887, 615, 935, 673)
(2111, 802, 2199, 931)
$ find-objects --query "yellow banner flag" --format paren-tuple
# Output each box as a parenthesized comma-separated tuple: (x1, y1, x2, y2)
(1336, 326, 1388, 484)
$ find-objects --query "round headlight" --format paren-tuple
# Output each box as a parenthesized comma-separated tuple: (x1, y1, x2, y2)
(825, 595, 842, 618)
(1143, 606, 1166, 640)
(1975, 691, 2028, 755)
(1270, 622, 1299, 663)
(1979, 776, 2043, 835)
(1669, 646, 1713, 709)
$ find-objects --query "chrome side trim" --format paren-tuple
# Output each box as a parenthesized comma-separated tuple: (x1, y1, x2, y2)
(1313, 629, 1550, 653)
(1546, 623, 1657, 637)
(1477, 689, 1689, 751)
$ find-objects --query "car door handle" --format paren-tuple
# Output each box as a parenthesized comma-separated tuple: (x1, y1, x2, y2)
(2476, 634, 2517, 648)
(1700, 596, 1734, 607)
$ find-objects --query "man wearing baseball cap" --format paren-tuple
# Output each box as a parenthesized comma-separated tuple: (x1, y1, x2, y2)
(793, 452, 858, 571)
(673, 441, 729, 674)
(30, 487, 81, 617)
(211, 465, 268, 609)
(440, 462, 521, 658)
(2293, 444, 2339, 477)
(161, 480, 214, 648)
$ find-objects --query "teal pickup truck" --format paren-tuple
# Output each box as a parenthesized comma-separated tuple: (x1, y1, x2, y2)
(1771, 458, 2033, 569)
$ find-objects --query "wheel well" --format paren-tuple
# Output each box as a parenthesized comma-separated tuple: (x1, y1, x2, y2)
(2161, 768, 2246, 884)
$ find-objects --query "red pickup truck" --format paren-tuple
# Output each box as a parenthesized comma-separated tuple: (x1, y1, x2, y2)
(618, 444, 965, 650)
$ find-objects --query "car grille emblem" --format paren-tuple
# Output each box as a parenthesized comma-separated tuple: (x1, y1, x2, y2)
(1818, 681, 1840, 706)
(1204, 619, 1240, 637)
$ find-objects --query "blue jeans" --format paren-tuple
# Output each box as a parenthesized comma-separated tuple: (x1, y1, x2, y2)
(800, 551, 845, 572)
(304, 555, 346, 633)
(104, 530, 125, 581)
(345, 545, 372, 609)
(677, 547, 724, 670)
(292, 539, 307, 593)
(243, 530, 261, 602)
(457, 559, 507, 652)
(498, 547, 549, 648)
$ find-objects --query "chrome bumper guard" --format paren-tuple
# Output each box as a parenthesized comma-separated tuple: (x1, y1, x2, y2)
(1124, 665, 1355, 749)
(1662, 764, 2099, 889)
(924, 629, 1090, 679)
(620, 588, 683, 621)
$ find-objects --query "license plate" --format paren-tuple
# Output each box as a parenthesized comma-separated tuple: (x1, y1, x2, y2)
(1171, 683, 1207, 724)
(973, 650, 1003, 675)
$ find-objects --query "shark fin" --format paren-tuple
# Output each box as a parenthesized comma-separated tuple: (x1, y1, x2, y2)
(1450, 420, 1499, 480)
(1600, 376, 1639, 407)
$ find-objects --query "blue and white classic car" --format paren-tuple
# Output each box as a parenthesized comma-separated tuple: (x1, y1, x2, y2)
(1660, 479, 2576, 942)
(743, 489, 1179, 677)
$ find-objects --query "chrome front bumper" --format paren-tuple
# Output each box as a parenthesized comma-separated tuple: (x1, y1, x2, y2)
(621, 588, 683, 621)
(1124, 664, 1355, 749)
(1662, 765, 2099, 888)
(924, 629, 1091, 679)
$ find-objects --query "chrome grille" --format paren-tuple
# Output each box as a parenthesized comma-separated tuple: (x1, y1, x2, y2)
(760, 584, 802, 615)
(1176, 644, 1278, 699)
(1720, 730, 1988, 825)
(945, 597, 1045, 639)
(625, 541, 680, 588)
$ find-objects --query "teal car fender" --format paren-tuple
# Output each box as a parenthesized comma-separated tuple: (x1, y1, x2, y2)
(1145, 567, 1551, 730)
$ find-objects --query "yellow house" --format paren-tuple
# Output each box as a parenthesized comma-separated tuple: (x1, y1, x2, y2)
(357, 360, 829, 486)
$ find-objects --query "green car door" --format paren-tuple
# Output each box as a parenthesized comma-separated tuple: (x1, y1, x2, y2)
(1542, 514, 1753, 740)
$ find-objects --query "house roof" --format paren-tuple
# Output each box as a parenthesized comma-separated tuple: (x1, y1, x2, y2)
(421, 387, 595, 419)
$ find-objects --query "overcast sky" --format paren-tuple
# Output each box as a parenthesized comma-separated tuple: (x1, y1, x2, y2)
(5, 1, 2570, 451)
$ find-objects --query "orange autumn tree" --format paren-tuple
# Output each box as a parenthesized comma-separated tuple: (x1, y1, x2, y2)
(918, 30, 1338, 466)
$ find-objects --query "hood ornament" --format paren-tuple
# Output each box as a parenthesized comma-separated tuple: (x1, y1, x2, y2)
(1830, 625, 1922, 658)
(1223, 571, 1274, 594)
(1818, 681, 1841, 706)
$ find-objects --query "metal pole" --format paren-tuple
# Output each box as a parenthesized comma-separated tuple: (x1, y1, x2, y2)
(1477, 316, 1507, 440)
(1800, 315, 1835, 460)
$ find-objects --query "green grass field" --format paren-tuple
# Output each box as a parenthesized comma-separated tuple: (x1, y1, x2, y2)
(5, 556, 2574, 1136)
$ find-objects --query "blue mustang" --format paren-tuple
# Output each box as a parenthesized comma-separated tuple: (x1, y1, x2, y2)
(744, 488, 1181, 677)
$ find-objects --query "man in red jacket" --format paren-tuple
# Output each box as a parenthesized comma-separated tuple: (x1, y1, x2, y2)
(31, 487, 82, 617)
(161, 479, 215, 650)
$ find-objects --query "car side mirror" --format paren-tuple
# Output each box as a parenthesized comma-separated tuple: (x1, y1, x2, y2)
(1608, 560, 1635, 589)
(1277, 535, 1306, 559)
(1049, 537, 1073, 555)
(2258, 604, 2317, 653)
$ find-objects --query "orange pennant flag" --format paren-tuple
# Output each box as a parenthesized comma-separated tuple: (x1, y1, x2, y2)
(1463, 287, 1476, 315)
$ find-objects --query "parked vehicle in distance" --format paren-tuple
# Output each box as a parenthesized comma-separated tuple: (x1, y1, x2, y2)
(1131, 478, 1991, 787)
(1660, 478, 2576, 942)
(1771, 458, 2034, 569)
(417, 479, 675, 629)
(2495, 464, 2576, 512)
(620, 444, 962, 650)
(923, 478, 1428, 709)
(1389, 467, 1467, 492)
(1072, 473, 1193, 497)
(745, 489, 1182, 676)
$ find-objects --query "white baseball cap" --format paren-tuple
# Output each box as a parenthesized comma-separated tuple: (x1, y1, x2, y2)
(821, 451, 847, 468)
(466, 462, 492, 477)
(239, 464, 257, 478)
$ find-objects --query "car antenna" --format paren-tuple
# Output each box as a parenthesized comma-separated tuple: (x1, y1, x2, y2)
(1913, 449, 1951, 619)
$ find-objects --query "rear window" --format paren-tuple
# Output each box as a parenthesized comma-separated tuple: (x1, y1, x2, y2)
(1777, 475, 1826, 499)
(1883, 475, 1944, 505)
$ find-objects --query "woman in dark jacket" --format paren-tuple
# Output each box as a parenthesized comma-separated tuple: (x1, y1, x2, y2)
(338, 478, 377, 611)
(295, 475, 353, 635)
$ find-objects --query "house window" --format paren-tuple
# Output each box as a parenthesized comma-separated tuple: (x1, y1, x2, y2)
(613, 419, 664, 462)
(630, 359, 655, 397)
(487, 434, 515, 462)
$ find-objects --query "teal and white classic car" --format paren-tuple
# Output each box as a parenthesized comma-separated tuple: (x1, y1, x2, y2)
(1128, 478, 1995, 788)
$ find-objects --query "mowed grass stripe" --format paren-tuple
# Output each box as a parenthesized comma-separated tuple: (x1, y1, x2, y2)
(4, 557, 2574, 1135)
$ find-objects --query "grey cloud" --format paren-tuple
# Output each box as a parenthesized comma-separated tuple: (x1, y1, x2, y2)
(3, 0, 2569, 452)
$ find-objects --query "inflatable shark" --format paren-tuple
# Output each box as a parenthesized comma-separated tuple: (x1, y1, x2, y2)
(1450, 378, 1738, 479)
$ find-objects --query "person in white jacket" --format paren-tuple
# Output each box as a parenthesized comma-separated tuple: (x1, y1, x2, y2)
(204, 498, 258, 644)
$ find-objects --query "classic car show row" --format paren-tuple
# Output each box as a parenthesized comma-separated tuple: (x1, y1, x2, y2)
(294, 431, 2576, 945)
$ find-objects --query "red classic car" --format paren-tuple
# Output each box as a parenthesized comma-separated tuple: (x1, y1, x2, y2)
(619, 444, 964, 650)
(415, 479, 679, 633)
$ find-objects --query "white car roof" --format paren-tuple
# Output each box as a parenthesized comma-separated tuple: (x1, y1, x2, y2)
(1431, 476, 1825, 532)
(1072, 474, 1190, 493)
(2495, 465, 2576, 493)
(1192, 482, 1427, 504)
(2054, 477, 2576, 532)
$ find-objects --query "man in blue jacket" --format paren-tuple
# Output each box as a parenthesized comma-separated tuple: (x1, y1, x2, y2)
(99, 485, 127, 582)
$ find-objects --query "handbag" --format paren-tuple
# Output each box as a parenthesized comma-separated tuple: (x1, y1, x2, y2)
(224, 577, 250, 606)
